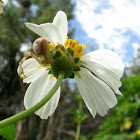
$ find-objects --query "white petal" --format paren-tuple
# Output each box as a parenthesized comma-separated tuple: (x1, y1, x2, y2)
(25, 23, 59, 45)
(17, 58, 46, 83)
(81, 49, 124, 78)
(39, 23, 63, 45)
(81, 49, 124, 95)
(75, 68, 118, 117)
(23, 67, 46, 83)
(53, 11, 68, 45)
(82, 60, 122, 95)
(25, 11, 68, 46)
(24, 71, 60, 119)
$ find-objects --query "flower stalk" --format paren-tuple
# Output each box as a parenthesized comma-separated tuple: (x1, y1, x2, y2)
(0, 73, 64, 129)
(75, 100, 82, 140)
(75, 122, 81, 140)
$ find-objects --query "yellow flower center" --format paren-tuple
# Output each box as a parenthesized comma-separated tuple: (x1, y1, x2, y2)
(48, 37, 87, 78)
(49, 36, 87, 59)
(64, 37, 87, 58)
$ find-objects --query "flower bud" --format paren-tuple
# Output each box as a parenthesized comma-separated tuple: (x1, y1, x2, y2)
(51, 46, 75, 79)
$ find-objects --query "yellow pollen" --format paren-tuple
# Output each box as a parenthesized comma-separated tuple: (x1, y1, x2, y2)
(49, 43, 56, 51)
(64, 37, 87, 58)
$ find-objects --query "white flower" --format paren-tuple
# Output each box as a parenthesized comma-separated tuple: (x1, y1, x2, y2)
(18, 11, 124, 119)
(0, 0, 4, 16)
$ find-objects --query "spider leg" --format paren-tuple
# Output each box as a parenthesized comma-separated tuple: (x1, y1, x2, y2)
(18, 52, 41, 79)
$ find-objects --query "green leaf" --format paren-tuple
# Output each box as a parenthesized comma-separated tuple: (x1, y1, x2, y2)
(0, 124, 16, 140)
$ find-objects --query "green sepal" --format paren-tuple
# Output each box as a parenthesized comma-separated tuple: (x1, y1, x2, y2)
(51, 56, 74, 79)
(74, 57, 80, 64)
(67, 47, 74, 56)
(69, 73, 74, 78)
(0, 124, 16, 140)
(49, 70, 52, 74)
(74, 66, 80, 71)
(53, 51, 62, 59)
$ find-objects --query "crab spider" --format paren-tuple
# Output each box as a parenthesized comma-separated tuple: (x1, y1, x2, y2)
(18, 38, 51, 78)
(18, 37, 74, 79)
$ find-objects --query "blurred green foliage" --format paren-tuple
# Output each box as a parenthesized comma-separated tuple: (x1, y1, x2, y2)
(73, 94, 87, 124)
(93, 75, 140, 140)
(131, 48, 140, 75)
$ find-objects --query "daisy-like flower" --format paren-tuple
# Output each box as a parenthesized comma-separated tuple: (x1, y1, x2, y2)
(18, 11, 124, 119)
(0, 0, 4, 16)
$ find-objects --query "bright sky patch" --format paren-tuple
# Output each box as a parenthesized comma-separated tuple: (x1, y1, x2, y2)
(72, 0, 140, 66)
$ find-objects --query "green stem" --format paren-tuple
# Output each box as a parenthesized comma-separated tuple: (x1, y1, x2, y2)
(75, 122, 81, 140)
(75, 100, 82, 140)
(0, 73, 64, 129)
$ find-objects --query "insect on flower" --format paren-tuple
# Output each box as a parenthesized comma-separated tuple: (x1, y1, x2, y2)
(18, 11, 124, 119)
(0, 0, 4, 16)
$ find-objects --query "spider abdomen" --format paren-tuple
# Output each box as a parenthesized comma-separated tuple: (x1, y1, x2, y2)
(33, 38, 49, 56)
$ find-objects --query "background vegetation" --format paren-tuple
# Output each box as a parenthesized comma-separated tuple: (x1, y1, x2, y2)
(0, 0, 140, 140)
